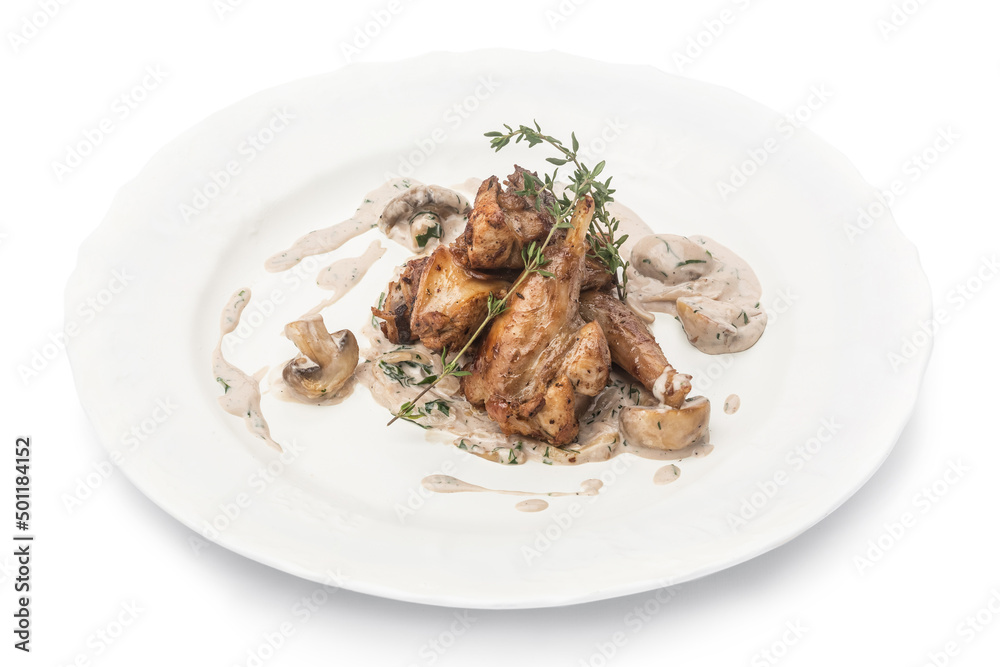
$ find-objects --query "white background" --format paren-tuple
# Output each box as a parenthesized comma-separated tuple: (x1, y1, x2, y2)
(2, 0, 999, 665)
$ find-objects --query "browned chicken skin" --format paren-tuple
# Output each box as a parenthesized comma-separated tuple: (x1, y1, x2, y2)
(371, 256, 429, 344)
(462, 197, 611, 446)
(579, 290, 692, 408)
(370, 173, 696, 449)
(456, 166, 556, 270)
(409, 245, 509, 352)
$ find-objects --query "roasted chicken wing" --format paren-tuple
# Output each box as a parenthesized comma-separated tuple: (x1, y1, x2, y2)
(579, 289, 692, 408)
(371, 256, 429, 344)
(462, 197, 611, 446)
(456, 166, 556, 270)
(409, 245, 510, 352)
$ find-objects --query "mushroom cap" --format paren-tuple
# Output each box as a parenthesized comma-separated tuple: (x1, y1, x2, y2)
(378, 184, 470, 251)
(676, 297, 767, 354)
(632, 235, 713, 285)
(282, 316, 359, 404)
(619, 396, 711, 452)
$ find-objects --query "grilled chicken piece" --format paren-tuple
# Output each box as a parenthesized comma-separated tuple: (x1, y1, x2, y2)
(462, 197, 611, 446)
(581, 255, 614, 292)
(371, 256, 429, 343)
(458, 166, 556, 270)
(579, 289, 691, 408)
(410, 245, 510, 352)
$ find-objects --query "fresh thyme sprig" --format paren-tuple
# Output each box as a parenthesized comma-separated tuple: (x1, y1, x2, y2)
(485, 121, 630, 301)
(385, 216, 573, 427)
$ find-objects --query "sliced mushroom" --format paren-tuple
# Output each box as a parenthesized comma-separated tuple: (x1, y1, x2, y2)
(619, 396, 711, 452)
(633, 234, 713, 285)
(281, 316, 359, 404)
(629, 233, 767, 355)
(379, 184, 471, 251)
(676, 297, 766, 354)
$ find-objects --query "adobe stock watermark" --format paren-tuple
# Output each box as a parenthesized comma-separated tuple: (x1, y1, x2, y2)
(917, 589, 1000, 667)
(198, 440, 305, 541)
(213, 0, 250, 20)
(876, 0, 933, 40)
(405, 611, 477, 667)
(844, 126, 959, 244)
(178, 107, 295, 223)
(727, 416, 843, 531)
(61, 397, 180, 514)
(57, 600, 144, 666)
(716, 85, 834, 201)
(383, 76, 500, 180)
(521, 455, 635, 566)
(751, 619, 809, 667)
(7, 0, 73, 53)
(232, 570, 348, 667)
(689, 287, 799, 394)
(544, 0, 591, 31)
(220, 274, 321, 354)
(853, 460, 969, 574)
(887, 254, 997, 372)
(670, 0, 756, 74)
(51, 65, 169, 182)
(339, 0, 415, 63)
(575, 117, 629, 166)
(16, 267, 135, 385)
(577, 581, 681, 667)
(394, 453, 463, 523)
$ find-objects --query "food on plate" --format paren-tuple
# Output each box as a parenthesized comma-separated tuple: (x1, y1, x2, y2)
(461, 197, 611, 446)
(627, 234, 767, 354)
(213, 122, 768, 468)
(407, 245, 510, 353)
(578, 289, 690, 407)
(456, 166, 557, 270)
(619, 396, 711, 452)
(378, 184, 470, 251)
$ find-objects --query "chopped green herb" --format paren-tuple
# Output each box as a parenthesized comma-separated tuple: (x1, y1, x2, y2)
(371, 291, 386, 327)
(414, 219, 442, 248)
(423, 399, 450, 416)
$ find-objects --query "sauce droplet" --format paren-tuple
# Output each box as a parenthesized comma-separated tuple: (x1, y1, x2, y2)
(515, 499, 549, 512)
(724, 394, 741, 415)
(653, 464, 681, 485)
(421, 475, 602, 498)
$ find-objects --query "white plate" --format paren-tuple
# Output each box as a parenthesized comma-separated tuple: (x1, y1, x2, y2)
(67, 50, 931, 609)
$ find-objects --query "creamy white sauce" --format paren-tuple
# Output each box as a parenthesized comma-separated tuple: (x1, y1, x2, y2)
(212, 288, 282, 452)
(301, 241, 386, 318)
(358, 320, 709, 467)
(267, 368, 357, 407)
(629, 234, 767, 354)
(651, 366, 688, 404)
(653, 464, 681, 485)
(421, 474, 603, 497)
(221, 178, 763, 479)
(378, 181, 471, 252)
(621, 440, 714, 461)
(515, 499, 549, 512)
(264, 181, 410, 272)
(724, 394, 741, 415)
